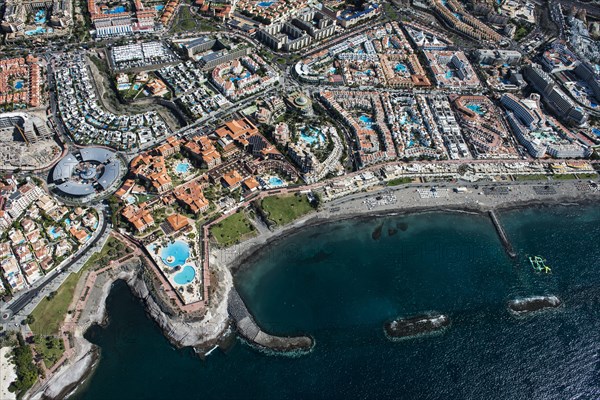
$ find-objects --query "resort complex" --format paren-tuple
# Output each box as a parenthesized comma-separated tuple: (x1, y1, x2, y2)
(0, 0, 599, 398)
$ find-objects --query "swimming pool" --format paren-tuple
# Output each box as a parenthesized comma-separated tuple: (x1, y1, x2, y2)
(592, 128, 600, 137)
(175, 162, 190, 174)
(161, 240, 190, 268)
(174, 265, 196, 285)
(34, 10, 46, 24)
(230, 72, 251, 82)
(269, 177, 284, 187)
(48, 227, 62, 239)
(25, 27, 47, 35)
(359, 115, 374, 127)
(466, 104, 485, 115)
(299, 126, 326, 146)
(105, 6, 126, 14)
(394, 63, 407, 73)
(155, 4, 164, 10)
(126, 195, 137, 204)
(14, 80, 24, 90)
(257, 1, 275, 6)
(445, 71, 455, 79)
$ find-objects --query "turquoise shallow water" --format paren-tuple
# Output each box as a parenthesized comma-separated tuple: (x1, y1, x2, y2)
(74, 205, 600, 400)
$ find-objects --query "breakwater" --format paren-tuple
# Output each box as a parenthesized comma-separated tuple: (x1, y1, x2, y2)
(228, 289, 313, 353)
(508, 296, 562, 314)
(488, 210, 517, 258)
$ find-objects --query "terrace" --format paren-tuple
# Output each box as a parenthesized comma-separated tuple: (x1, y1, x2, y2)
(146, 230, 203, 304)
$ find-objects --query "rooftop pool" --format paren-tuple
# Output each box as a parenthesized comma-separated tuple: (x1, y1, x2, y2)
(14, 80, 24, 90)
(174, 265, 196, 285)
(160, 240, 190, 268)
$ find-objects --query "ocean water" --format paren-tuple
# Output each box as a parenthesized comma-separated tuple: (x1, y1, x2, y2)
(74, 205, 600, 400)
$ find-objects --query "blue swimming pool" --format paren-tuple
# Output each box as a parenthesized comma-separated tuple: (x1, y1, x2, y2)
(257, 1, 275, 6)
(299, 126, 325, 146)
(64, 218, 71, 227)
(105, 6, 126, 14)
(48, 227, 62, 239)
(269, 177, 284, 187)
(14, 80, 24, 90)
(161, 240, 190, 268)
(466, 104, 485, 115)
(175, 162, 190, 174)
(126, 195, 137, 204)
(592, 128, 600, 137)
(25, 27, 47, 35)
(359, 115, 374, 127)
(230, 72, 251, 82)
(445, 71, 454, 79)
(155, 4, 164, 10)
(174, 265, 196, 285)
(34, 10, 46, 24)
(394, 63, 407, 73)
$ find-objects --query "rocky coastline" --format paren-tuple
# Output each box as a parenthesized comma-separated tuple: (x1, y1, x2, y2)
(24, 184, 599, 399)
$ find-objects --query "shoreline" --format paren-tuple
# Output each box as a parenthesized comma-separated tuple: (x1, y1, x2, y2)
(26, 182, 599, 399)
(224, 191, 600, 278)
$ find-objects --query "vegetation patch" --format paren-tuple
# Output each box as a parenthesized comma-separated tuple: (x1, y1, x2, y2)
(9, 333, 42, 398)
(210, 212, 256, 246)
(513, 174, 548, 181)
(28, 237, 130, 367)
(386, 177, 413, 186)
(260, 194, 315, 226)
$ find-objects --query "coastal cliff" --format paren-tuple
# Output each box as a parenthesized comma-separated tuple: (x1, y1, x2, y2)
(27, 260, 232, 400)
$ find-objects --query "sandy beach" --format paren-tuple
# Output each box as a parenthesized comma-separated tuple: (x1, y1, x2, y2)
(1, 346, 17, 400)
(213, 179, 599, 275)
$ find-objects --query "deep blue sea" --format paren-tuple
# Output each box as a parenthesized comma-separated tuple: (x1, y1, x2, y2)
(74, 205, 600, 400)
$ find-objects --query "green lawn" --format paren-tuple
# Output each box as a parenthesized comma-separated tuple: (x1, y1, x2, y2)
(513, 174, 548, 181)
(170, 5, 217, 33)
(28, 237, 129, 367)
(260, 194, 315, 226)
(386, 177, 413, 186)
(554, 173, 597, 180)
(210, 212, 256, 246)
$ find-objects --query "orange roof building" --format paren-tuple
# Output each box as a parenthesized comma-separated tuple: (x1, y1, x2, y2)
(182, 135, 222, 169)
(173, 180, 210, 214)
(242, 177, 260, 192)
(122, 203, 155, 232)
(166, 213, 189, 232)
(130, 153, 173, 193)
(221, 169, 244, 191)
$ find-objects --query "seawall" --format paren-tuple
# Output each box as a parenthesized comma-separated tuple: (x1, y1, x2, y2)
(228, 288, 314, 353)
